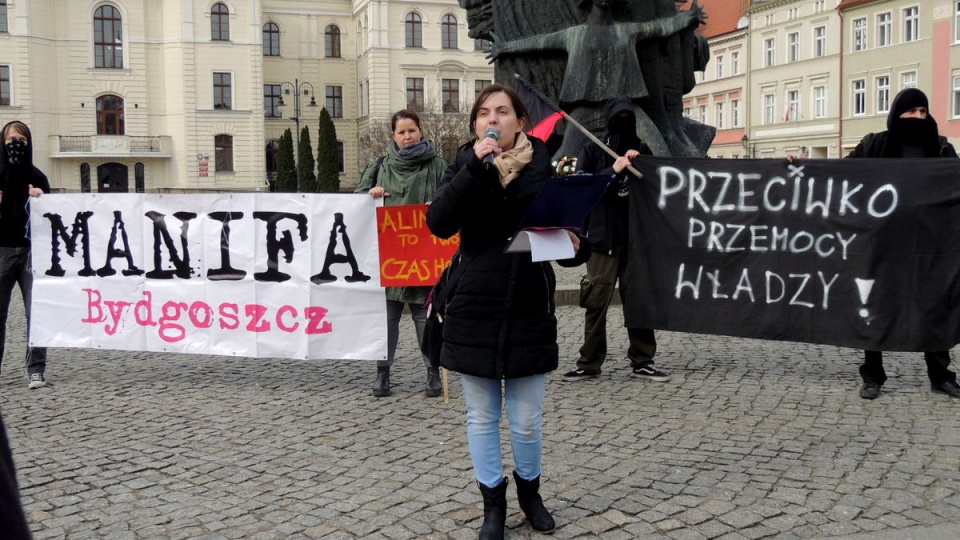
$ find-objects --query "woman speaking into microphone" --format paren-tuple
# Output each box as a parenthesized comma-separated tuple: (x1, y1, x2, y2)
(427, 84, 588, 539)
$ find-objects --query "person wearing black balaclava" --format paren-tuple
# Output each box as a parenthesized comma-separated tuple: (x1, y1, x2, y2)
(563, 96, 670, 382)
(0, 120, 50, 389)
(846, 88, 960, 400)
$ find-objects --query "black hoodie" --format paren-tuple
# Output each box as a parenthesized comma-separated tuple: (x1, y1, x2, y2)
(0, 121, 50, 248)
(847, 88, 957, 159)
(577, 96, 652, 253)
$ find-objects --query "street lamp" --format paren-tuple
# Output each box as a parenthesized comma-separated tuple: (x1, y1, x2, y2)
(278, 78, 318, 192)
(741, 134, 755, 158)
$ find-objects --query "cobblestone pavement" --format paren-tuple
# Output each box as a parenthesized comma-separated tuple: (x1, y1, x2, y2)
(3, 268, 960, 539)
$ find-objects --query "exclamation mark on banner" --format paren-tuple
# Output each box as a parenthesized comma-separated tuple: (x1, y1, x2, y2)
(855, 278, 874, 321)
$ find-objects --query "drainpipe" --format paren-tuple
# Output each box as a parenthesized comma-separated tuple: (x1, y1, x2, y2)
(838, 8, 844, 158)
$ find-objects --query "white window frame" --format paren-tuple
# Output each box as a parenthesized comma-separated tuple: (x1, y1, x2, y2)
(853, 79, 866, 116)
(955, 1, 960, 43)
(699, 104, 707, 124)
(902, 71, 917, 90)
(764, 94, 776, 125)
(786, 90, 800, 121)
(813, 26, 826, 57)
(715, 101, 724, 129)
(876, 76, 890, 114)
(904, 6, 919, 43)
(731, 51, 740, 75)
(953, 76, 960, 118)
(815, 0, 825, 14)
(813, 86, 826, 118)
(764, 38, 776, 67)
(787, 32, 800, 63)
(853, 18, 867, 51)
(716, 55, 724, 79)
(732, 99, 741, 128)
(877, 12, 892, 47)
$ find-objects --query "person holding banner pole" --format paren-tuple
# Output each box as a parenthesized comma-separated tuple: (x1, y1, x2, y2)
(845, 88, 960, 400)
(355, 110, 447, 398)
(0, 121, 50, 389)
(427, 84, 588, 539)
(563, 96, 669, 382)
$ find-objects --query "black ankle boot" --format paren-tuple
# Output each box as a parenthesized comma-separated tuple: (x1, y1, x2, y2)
(477, 477, 508, 540)
(513, 471, 555, 532)
(372, 366, 391, 397)
(425, 367, 442, 397)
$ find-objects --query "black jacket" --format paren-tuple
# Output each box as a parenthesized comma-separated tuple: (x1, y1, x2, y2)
(848, 88, 958, 159)
(0, 121, 50, 248)
(848, 132, 957, 159)
(427, 137, 586, 379)
(577, 97, 652, 254)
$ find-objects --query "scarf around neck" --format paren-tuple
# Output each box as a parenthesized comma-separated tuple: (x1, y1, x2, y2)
(494, 132, 534, 187)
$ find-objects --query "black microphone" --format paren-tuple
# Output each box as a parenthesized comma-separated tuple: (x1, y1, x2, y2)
(481, 127, 501, 169)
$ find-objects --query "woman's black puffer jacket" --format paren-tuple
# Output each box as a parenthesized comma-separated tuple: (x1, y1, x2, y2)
(427, 137, 586, 379)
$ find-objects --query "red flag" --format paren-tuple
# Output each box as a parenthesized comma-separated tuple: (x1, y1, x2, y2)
(527, 112, 564, 142)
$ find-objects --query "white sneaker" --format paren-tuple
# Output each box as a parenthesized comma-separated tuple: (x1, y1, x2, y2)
(28, 373, 47, 389)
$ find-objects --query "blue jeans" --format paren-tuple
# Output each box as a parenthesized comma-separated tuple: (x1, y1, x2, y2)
(381, 300, 428, 369)
(0, 247, 46, 375)
(460, 373, 546, 488)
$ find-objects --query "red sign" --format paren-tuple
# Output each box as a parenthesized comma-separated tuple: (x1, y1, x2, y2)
(376, 204, 459, 287)
(199, 161, 209, 178)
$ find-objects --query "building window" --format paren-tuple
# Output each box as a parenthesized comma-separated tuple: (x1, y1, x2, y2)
(337, 141, 345, 173)
(787, 32, 799, 63)
(814, 0, 825, 13)
(955, 1, 960, 42)
(441, 14, 458, 49)
(263, 23, 280, 56)
(96, 94, 124, 135)
(406, 77, 424, 110)
(715, 102, 724, 129)
(953, 76, 960, 117)
(877, 13, 891, 47)
(474, 39, 492, 52)
(215, 135, 233, 172)
(876, 76, 890, 114)
(764, 38, 775, 67)
(764, 94, 776, 124)
(135, 163, 145, 193)
(731, 51, 740, 75)
(265, 140, 279, 175)
(904, 7, 919, 42)
(264, 84, 281, 118)
(1, 0, 8, 33)
(715, 55, 724, 79)
(902, 71, 917, 89)
(211, 3, 230, 41)
(813, 86, 826, 118)
(853, 79, 866, 116)
(94, 5, 123, 68)
(813, 26, 826, 57)
(475, 79, 491, 100)
(325, 86, 343, 118)
(788, 7, 799, 20)
(698, 104, 707, 124)
(325, 25, 341, 58)
(786, 90, 799, 122)
(0, 65, 9, 106)
(683, 106, 691, 118)
(214, 72, 232, 110)
(405, 13, 422, 48)
(731, 99, 740, 127)
(442, 79, 460, 112)
(853, 18, 867, 51)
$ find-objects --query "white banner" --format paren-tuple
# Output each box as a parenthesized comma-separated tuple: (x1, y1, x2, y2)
(29, 193, 388, 361)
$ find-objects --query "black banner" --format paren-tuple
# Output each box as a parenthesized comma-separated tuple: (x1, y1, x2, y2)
(625, 158, 960, 351)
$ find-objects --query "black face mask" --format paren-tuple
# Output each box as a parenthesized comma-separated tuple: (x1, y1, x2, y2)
(891, 117, 939, 151)
(5, 139, 27, 165)
(608, 115, 635, 136)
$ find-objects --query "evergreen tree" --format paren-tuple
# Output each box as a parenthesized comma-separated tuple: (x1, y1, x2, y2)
(316, 107, 341, 193)
(298, 125, 318, 192)
(275, 129, 296, 193)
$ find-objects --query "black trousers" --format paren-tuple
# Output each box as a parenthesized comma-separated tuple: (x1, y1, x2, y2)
(860, 350, 955, 385)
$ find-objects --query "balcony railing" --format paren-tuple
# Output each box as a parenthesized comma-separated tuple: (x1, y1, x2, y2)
(50, 135, 173, 157)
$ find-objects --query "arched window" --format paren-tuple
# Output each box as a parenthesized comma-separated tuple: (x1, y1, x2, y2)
(325, 25, 341, 58)
(211, 3, 229, 41)
(215, 135, 233, 172)
(405, 13, 422, 48)
(441, 14, 458, 49)
(262, 22, 280, 56)
(96, 94, 124, 135)
(94, 5, 123, 68)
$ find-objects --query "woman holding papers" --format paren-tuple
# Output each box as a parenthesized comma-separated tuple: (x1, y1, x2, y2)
(356, 110, 447, 398)
(427, 84, 588, 539)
